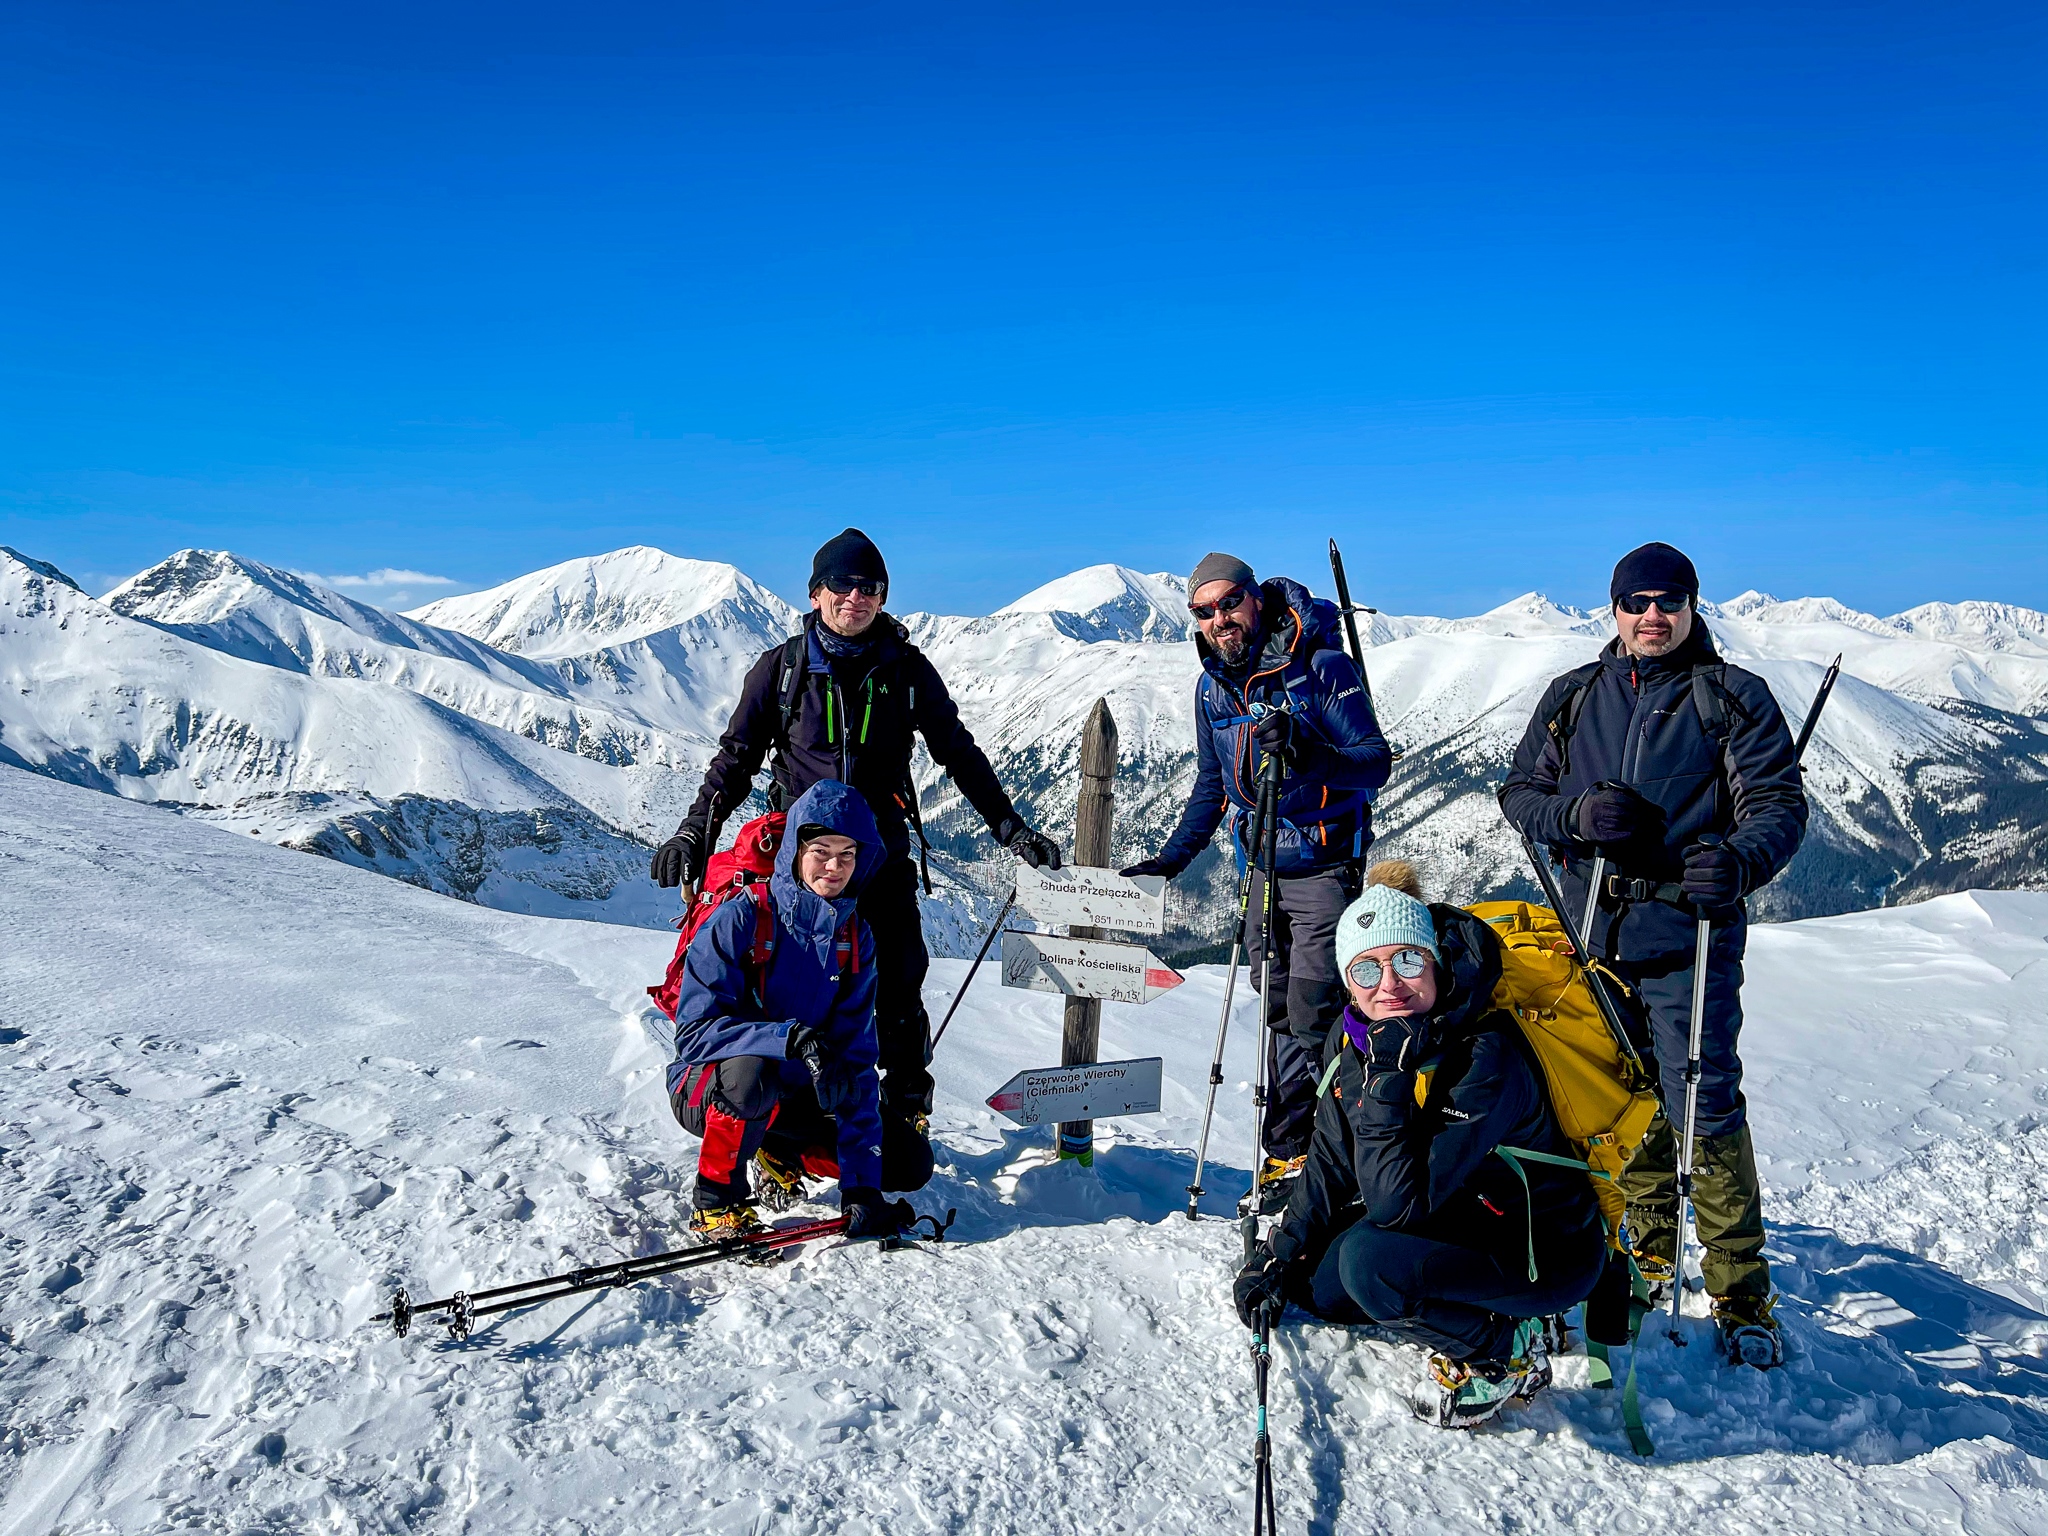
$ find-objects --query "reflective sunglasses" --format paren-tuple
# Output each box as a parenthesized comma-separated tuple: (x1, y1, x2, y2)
(1345, 946, 1432, 991)
(822, 576, 886, 598)
(1188, 585, 1253, 622)
(1616, 591, 1691, 616)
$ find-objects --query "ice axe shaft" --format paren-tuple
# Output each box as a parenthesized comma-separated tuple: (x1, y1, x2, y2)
(1791, 654, 1842, 765)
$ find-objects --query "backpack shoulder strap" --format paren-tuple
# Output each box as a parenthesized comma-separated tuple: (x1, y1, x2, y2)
(1543, 661, 1605, 777)
(744, 892, 778, 1004)
(1689, 662, 1746, 743)
(774, 633, 808, 751)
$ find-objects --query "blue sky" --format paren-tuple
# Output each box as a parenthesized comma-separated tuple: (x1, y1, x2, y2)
(2, 2, 2042, 617)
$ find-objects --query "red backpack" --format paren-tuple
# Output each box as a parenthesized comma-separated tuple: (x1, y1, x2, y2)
(646, 810, 861, 1021)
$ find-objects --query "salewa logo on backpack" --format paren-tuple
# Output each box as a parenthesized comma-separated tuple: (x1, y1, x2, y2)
(1440, 1107, 1473, 1122)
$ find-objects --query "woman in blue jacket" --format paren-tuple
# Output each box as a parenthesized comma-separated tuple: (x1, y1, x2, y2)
(1234, 863, 1607, 1429)
(667, 780, 921, 1241)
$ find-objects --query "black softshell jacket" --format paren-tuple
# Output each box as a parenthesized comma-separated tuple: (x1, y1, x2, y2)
(1497, 625, 1808, 961)
(1266, 907, 1602, 1273)
(687, 613, 1019, 860)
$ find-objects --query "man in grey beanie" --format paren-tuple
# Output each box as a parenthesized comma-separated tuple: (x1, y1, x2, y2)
(1122, 552, 1392, 1203)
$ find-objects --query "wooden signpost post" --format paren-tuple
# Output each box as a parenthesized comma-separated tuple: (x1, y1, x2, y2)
(989, 697, 1183, 1165)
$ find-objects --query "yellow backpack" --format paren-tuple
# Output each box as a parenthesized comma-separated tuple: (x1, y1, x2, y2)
(1461, 899, 1661, 1250)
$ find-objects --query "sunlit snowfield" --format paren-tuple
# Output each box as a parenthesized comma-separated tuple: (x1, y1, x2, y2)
(3, 766, 2045, 1534)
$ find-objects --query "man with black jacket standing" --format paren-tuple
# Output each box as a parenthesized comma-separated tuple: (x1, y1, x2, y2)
(651, 529, 1061, 1162)
(1498, 541, 1807, 1366)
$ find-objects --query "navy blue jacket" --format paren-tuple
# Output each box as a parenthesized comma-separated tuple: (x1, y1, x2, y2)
(666, 781, 886, 1192)
(1498, 626, 1808, 961)
(1267, 906, 1601, 1272)
(1154, 577, 1393, 876)
(686, 613, 1019, 862)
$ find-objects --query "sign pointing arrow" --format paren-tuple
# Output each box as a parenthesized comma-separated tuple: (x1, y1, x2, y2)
(1000, 931, 1185, 1004)
(985, 1058, 1165, 1126)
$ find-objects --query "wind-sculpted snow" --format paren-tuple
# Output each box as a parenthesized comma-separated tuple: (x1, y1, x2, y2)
(3, 769, 2047, 1533)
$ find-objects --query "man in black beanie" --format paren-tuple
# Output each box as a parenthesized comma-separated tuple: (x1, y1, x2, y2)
(1499, 541, 1808, 1368)
(651, 528, 1061, 1190)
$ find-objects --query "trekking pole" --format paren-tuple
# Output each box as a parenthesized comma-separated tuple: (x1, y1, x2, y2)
(1578, 851, 1608, 954)
(1241, 746, 1286, 1262)
(1186, 752, 1281, 1220)
(1667, 833, 1723, 1345)
(371, 1209, 956, 1342)
(1791, 653, 1842, 766)
(929, 886, 1016, 1052)
(1250, 1299, 1280, 1535)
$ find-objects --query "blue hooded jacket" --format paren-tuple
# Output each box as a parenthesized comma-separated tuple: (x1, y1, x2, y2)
(665, 780, 886, 1192)
(1154, 576, 1393, 876)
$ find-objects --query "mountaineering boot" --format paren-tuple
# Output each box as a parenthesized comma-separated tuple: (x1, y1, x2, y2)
(1630, 1248, 1677, 1311)
(1414, 1317, 1553, 1429)
(1713, 1292, 1785, 1369)
(688, 1202, 790, 1265)
(1257, 1154, 1307, 1212)
(753, 1147, 810, 1213)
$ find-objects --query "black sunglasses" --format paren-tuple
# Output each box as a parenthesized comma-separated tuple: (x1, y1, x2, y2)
(822, 576, 886, 598)
(1617, 592, 1691, 616)
(1189, 585, 1253, 622)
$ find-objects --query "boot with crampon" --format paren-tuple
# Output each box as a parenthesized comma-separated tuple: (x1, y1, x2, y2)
(1713, 1291, 1784, 1369)
(1414, 1316, 1553, 1429)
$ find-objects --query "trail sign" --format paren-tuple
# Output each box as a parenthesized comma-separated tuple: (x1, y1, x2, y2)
(1001, 932, 1184, 1005)
(1013, 864, 1168, 935)
(985, 1057, 1164, 1127)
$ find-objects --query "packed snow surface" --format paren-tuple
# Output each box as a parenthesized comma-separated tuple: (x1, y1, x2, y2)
(4, 767, 2046, 1533)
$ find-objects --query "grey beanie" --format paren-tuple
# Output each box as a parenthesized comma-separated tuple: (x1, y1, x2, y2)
(1188, 551, 1256, 597)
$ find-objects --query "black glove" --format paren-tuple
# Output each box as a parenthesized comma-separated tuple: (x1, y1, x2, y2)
(1363, 1011, 1436, 1075)
(996, 817, 1062, 871)
(1573, 782, 1651, 849)
(1234, 1245, 1288, 1328)
(1681, 841, 1745, 909)
(841, 1187, 915, 1240)
(651, 821, 709, 889)
(1254, 709, 1299, 767)
(1119, 856, 1176, 881)
(789, 1024, 860, 1116)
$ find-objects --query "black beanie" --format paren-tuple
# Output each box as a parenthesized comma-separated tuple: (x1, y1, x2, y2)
(1610, 542, 1699, 604)
(809, 528, 889, 594)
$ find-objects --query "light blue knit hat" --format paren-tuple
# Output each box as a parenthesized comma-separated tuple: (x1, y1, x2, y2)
(1334, 861, 1438, 971)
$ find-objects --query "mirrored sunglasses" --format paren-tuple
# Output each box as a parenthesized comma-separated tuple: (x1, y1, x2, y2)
(1345, 946, 1431, 990)
(1188, 585, 1252, 622)
(1617, 592, 1690, 616)
(823, 576, 886, 598)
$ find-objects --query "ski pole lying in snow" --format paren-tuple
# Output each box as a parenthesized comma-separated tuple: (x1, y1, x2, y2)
(930, 886, 1017, 1052)
(1186, 746, 1284, 1221)
(372, 1209, 956, 1342)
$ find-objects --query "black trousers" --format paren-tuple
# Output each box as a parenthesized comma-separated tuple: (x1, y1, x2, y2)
(1298, 1217, 1607, 1362)
(857, 854, 935, 1116)
(1243, 862, 1362, 1160)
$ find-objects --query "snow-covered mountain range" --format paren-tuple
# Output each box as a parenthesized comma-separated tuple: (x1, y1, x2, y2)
(4, 541, 2044, 954)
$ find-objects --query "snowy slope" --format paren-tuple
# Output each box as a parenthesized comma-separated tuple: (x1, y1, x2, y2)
(3, 767, 2045, 1534)
(409, 546, 800, 743)
(106, 549, 698, 769)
